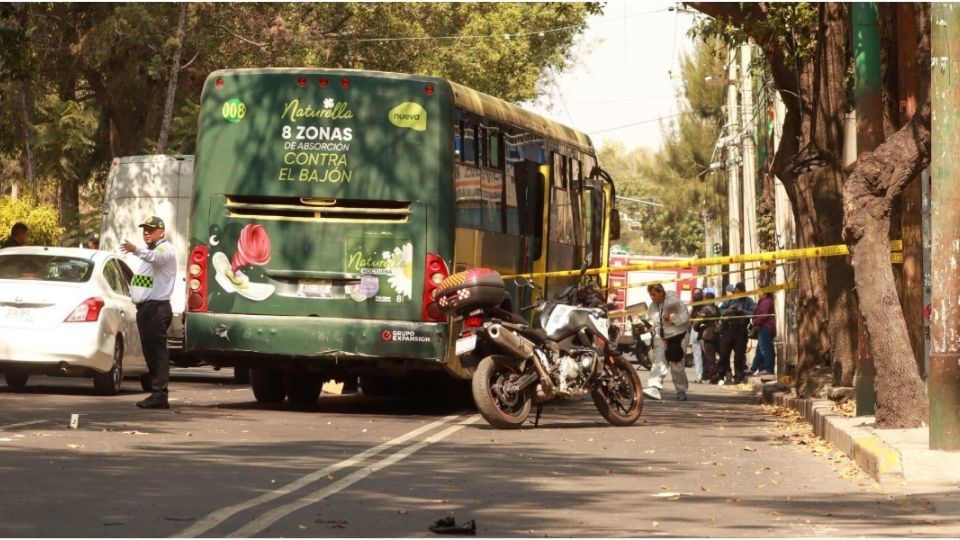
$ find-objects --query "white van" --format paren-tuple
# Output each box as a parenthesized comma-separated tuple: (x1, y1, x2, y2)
(100, 155, 193, 360)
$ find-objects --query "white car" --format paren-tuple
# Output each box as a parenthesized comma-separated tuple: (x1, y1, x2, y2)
(0, 246, 147, 394)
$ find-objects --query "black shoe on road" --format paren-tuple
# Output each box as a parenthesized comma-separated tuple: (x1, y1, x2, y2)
(136, 394, 170, 409)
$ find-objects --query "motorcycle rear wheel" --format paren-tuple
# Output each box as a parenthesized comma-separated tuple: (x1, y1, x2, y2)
(471, 355, 532, 429)
(591, 355, 643, 426)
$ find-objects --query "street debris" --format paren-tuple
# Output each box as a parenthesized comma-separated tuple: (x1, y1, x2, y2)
(68, 414, 80, 429)
(121, 430, 150, 435)
(652, 492, 692, 499)
(429, 515, 476, 535)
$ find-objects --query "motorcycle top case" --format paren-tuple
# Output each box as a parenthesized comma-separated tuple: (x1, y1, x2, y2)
(433, 267, 507, 316)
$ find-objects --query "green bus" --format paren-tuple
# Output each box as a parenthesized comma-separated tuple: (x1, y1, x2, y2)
(184, 68, 619, 405)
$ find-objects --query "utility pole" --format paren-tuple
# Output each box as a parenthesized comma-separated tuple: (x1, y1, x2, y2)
(852, 2, 883, 416)
(740, 44, 759, 293)
(771, 91, 795, 376)
(930, 2, 960, 452)
(725, 46, 742, 286)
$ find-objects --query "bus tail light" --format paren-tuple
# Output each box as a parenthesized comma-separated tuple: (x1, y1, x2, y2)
(187, 245, 209, 312)
(421, 252, 449, 322)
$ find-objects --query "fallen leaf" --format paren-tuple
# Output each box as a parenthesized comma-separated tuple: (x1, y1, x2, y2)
(652, 521, 659, 528)
(67, 443, 83, 449)
(645, 449, 656, 454)
(605, 469, 614, 475)
(771, 511, 783, 517)
(660, 484, 670, 490)
(726, 497, 741, 504)
(326, 474, 335, 481)
(699, 485, 709, 492)
(743, 446, 757, 452)
(298, 525, 307, 530)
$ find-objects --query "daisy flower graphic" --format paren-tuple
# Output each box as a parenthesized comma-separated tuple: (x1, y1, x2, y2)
(323, 98, 335, 109)
(386, 242, 414, 300)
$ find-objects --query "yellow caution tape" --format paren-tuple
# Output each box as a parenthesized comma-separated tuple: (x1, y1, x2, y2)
(503, 240, 904, 280)
(608, 281, 796, 319)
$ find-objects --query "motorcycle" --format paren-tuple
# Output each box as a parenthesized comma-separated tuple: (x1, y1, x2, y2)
(626, 315, 654, 371)
(434, 264, 643, 429)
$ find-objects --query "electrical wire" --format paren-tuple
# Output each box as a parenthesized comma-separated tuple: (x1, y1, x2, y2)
(590, 112, 684, 134)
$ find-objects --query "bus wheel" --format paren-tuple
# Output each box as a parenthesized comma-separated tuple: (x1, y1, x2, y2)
(359, 375, 396, 397)
(283, 370, 320, 408)
(251, 368, 286, 403)
(233, 367, 251, 385)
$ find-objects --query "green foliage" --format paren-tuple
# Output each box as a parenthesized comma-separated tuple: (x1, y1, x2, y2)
(0, 196, 64, 246)
(0, 1, 600, 219)
(691, 3, 818, 61)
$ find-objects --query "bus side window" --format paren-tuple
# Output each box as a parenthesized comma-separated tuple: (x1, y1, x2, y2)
(476, 125, 485, 167)
(514, 160, 544, 259)
(480, 169, 503, 233)
(463, 125, 476, 163)
(550, 152, 574, 245)
(488, 125, 502, 170)
(505, 165, 519, 235)
(455, 163, 482, 229)
(570, 157, 583, 249)
(454, 121, 463, 161)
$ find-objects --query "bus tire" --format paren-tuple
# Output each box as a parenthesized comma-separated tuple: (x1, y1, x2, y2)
(283, 370, 320, 408)
(251, 368, 286, 403)
(359, 375, 396, 397)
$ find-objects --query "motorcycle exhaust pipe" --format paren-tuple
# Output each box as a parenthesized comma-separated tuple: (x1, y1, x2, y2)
(486, 324, 555, 398)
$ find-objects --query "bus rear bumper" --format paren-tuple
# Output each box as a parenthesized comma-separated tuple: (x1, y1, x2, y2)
(184, 313, 449, 374)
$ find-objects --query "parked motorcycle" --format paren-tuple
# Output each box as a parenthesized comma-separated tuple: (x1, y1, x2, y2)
(627, 315, 654, 371)
(434, 265, 643, 429)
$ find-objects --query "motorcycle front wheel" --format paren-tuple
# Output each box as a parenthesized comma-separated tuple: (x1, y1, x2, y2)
(591, 355, 643, 426)
(471, 355, 533, 429)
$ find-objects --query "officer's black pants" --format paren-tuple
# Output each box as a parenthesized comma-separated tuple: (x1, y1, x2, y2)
(136, 300, 172, 395)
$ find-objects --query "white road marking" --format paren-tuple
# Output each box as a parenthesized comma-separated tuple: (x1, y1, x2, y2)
(172, 414, 464, 538)
(226, 414, 480, 537)
(0, 420, 47, 431)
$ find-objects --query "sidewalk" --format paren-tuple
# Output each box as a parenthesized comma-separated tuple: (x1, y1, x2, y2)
(749, 377, 960, 493)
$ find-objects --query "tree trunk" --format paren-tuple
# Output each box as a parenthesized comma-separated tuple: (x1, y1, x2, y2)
(18, 80, 35, 198)
(842, 4, 931, 428)
(156, 3, 187, 155)
(687, 2, 860, 397)
(15, 4, 34, 198)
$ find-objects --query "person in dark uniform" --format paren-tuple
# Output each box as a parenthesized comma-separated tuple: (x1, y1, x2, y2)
(121, 216, 176, 409)
(1, 222, 28, 248)
(717, 282, 756, 384)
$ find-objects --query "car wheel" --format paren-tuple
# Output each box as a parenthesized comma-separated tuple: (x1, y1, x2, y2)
(4, 372, 29, 390)
(94, 337, 124, 395)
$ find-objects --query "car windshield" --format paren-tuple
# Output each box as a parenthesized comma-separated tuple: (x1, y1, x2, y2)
(0, 254, 94, 283)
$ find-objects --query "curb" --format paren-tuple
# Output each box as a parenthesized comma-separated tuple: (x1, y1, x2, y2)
(753, 382, 904, 484)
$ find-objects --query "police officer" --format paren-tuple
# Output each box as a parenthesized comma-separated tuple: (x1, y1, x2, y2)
(121, 216, 176, 409)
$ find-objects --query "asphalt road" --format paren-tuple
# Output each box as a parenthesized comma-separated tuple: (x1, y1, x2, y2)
(0, 366, 957, 537)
